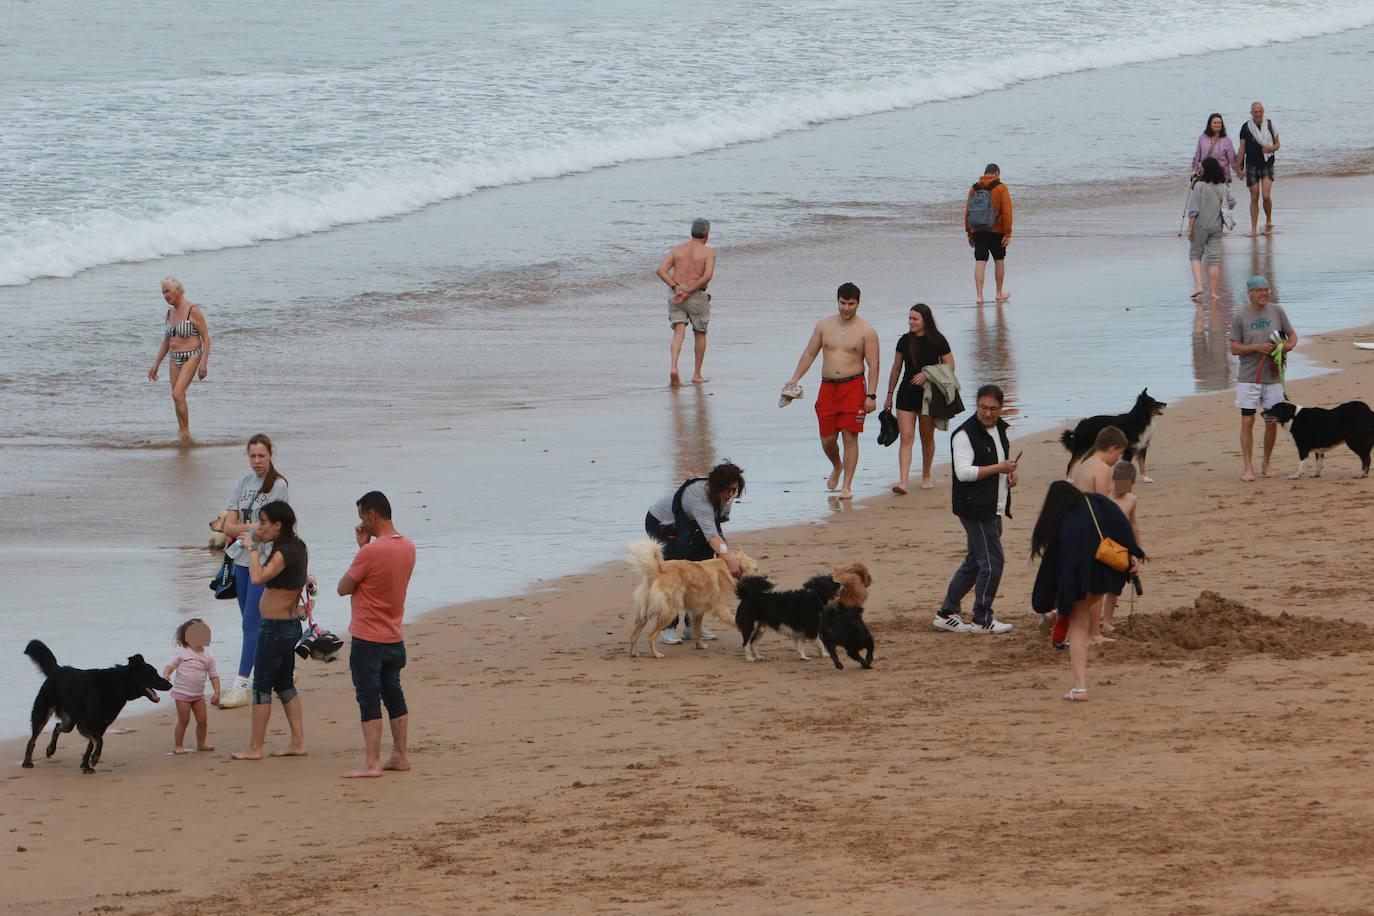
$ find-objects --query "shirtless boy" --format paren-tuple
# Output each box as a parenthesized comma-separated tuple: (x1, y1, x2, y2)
(656, 218, 716, 386)
(1101, 461, 1144, 634)
(1070, 426, 1127, 495)
(781, 282, 881, 499)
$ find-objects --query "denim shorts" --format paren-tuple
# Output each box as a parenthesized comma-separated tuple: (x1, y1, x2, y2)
(350, 637, 407, 722)
(252, 618, 302, 706)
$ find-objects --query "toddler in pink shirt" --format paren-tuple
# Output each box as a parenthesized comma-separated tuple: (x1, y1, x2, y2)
(163, 619, 222, 754)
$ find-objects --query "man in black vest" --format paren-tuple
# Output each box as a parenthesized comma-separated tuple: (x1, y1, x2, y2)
(934, 384, 1019, 634)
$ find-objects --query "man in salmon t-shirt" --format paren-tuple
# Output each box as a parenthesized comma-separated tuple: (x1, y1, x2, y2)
(337, 490, 417, 778)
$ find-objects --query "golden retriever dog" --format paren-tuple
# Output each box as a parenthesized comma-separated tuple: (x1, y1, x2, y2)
(626, 538, 758, 658)
(831, 562, 872, 607)
(208, 509, 230, 550)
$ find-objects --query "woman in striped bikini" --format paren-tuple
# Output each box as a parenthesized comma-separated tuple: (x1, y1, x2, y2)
(148, 277, 211, 440)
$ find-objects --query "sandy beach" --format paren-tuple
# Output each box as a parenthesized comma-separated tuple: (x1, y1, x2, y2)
(6, 317, 1374, 913)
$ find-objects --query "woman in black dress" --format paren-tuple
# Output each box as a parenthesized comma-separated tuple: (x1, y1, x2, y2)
(881, 303, 954, 493)
(1030, 481, 1142, 701)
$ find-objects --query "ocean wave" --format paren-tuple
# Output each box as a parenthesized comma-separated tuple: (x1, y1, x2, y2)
(2, 6, 1372, 286)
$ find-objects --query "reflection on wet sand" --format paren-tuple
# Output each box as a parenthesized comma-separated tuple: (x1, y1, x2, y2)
(669, 385, 719, 485)
(1192, 259, 1240, 393)
(969, 303, 1020, 418)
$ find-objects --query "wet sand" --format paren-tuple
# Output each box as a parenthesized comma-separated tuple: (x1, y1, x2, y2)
(4, 173, 1373, 724)
(6, 321, 1374, 913)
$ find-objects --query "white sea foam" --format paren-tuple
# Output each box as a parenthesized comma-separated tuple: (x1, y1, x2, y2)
(2, 0, 1372, 286)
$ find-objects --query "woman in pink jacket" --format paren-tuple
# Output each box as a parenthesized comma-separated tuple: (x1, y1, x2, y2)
(1191, 113, 1238, 183)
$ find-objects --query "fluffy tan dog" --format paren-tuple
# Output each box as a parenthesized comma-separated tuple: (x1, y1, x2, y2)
(831, 562, 872, 607)
(626, 538, 758, 658)
(208, 509, 230, 550)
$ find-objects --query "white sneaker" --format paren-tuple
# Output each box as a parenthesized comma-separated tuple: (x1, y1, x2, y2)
(658, 628, 683, 645)
(969, 619, 1014, 634)
(932, 614, 970, 633)
(699, 628, 717, 641)
(218, 685, 250, 708)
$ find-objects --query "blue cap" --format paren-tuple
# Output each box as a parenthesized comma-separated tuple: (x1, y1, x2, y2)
(1246, 275, 1270, 290)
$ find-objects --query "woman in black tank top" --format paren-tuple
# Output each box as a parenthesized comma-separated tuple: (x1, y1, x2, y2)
(230, 500, 310, 760)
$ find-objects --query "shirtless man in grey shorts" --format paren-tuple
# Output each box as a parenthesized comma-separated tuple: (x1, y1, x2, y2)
(655, 218, 716, 386)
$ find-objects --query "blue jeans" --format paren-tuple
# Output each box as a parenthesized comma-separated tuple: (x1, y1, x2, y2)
(252, 618, 302, 706)
(350, 637, 407, 723)
(234, 564, 265, 678)
(940, 516, 1004, 627)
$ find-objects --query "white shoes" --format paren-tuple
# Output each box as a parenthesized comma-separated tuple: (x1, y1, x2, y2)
(218, 685, 250, 708)
(658, 628, 683, 645)
(968, 619, 1014, 634)
(932, 613, 971, 633)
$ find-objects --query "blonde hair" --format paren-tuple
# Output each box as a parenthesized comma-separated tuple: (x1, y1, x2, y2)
(161, 277, 184, 294)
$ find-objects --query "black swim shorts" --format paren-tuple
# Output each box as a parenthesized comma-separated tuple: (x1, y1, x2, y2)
(972, 230, 1007, 262)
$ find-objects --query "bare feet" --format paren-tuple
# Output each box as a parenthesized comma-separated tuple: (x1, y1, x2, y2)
(669, 371, 682, 387)
(920, 477, 935, 490)
(1264, 224, 1274, 235)
(383, 756, 411, 772)
(230, 749, 263, 760)
(1240, 470, 1257, 482)
(198, 744, 215, 751)
(691, 376, 708, 384)
(1101, 622, 1115, 634)
(270, 745, 308, 757)
(891, 483, 908, 495)
(995, 292, 1011, 302)
(1261, 466, 1277, 478)
(1063, 688, 1088, 702)
(837, 489, 853, 500)
(826, 467, 841, 491)
(173, 747, 189, 755)
(1244, 231, 1257, 238)
(1191, 289, 1204, 299)
(1089, 635, 1115, 646)
(975, 297, 986, 305)
(341, 765, 384, 779)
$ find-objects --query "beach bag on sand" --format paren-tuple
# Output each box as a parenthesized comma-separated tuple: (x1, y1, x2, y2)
(967, 179, 1000, 231)
(1086, 498, 1131, 573)
(209, 552, 237, 600)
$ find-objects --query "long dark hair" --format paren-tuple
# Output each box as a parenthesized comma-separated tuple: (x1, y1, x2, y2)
(258, 500, 307, 565)
(1204, 112, 1226, 138)
(909, 303, 949, 352)
(1030, 481, 1085, 559)
(247, 433, 286, 494)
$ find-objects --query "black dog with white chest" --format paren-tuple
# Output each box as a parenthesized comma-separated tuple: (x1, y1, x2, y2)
(735, 574, 841, 662)
(23, 639, 171, 774)
(1060, 388, 1167, 481)
(819, 603, 874, 670)
(1262, 400, 1374, 478)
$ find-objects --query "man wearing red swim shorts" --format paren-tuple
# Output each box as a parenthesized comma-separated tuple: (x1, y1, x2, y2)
(782, 282, 881, 499)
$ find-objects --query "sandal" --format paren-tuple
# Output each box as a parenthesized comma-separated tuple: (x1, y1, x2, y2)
(1062, 688, 1088, 702)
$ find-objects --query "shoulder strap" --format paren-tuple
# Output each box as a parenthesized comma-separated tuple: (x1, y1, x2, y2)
(671, 477, 706, 516)
(1084, 495, 1104, 538)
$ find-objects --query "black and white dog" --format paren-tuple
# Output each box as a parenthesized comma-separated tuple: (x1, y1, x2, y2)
(819, 604, 874, 670)
(1262, 400, 1374, 479)
(23, 640, 171, 774)
(735, 574, 841, 662)
(1060, 388, 1167, 481)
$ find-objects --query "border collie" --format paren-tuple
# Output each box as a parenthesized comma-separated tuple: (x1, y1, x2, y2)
(735, 574, 841, 662)
(1060, 389, 1167, 481)
(1262, 400, 1373, 479)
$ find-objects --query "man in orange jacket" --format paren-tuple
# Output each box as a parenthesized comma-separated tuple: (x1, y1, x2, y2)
(965, 163, 1013, 303)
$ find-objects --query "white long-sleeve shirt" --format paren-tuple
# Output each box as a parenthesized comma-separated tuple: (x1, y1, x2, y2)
(951, 427, 1009, 517)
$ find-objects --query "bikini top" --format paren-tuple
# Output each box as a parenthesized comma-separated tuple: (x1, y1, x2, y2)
(164, 310, 200, 339)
